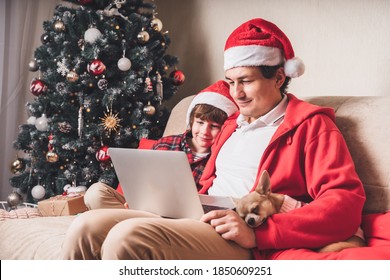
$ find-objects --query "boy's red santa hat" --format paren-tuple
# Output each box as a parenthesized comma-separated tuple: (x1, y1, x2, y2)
(224, 18, 305, 78)
(186, 80, 238, 126)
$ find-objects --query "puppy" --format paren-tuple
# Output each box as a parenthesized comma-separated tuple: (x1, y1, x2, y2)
(234, 170, 366, 253)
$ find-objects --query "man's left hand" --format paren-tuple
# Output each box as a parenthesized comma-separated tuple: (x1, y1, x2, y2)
(200, 209, 256, 249)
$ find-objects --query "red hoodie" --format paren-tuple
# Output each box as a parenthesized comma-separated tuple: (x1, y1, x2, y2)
(199, 93, 366, 259)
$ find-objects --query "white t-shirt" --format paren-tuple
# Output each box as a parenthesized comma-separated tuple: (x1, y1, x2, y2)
(208, 95, 288, 198)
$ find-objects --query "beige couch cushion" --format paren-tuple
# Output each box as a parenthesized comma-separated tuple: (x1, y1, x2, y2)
(164, 95, 390, 214)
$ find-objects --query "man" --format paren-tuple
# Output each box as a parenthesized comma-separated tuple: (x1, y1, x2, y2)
(62, 18, 365, 260)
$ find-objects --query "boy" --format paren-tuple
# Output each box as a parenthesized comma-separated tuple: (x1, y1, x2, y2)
(84, 80, 238, 209)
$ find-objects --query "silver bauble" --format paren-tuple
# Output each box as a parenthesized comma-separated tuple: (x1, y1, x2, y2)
(7, 192, 22, 208)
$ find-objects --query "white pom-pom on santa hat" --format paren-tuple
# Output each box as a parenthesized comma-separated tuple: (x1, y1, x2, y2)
(186, 80, 238, 126)
(224, 18, 305, 78)
(284, 57, 305, 78)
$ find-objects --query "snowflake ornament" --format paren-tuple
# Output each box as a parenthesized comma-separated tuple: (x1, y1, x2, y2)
(57, 58, 69, 76)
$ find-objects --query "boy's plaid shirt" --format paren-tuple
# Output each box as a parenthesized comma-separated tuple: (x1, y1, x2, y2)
(151, 131, 210, 190)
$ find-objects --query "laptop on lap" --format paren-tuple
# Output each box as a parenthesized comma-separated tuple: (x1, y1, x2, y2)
(109, 147, 235, 220)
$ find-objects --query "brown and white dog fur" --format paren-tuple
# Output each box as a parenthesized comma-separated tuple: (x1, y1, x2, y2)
(234, 170, 366, 253)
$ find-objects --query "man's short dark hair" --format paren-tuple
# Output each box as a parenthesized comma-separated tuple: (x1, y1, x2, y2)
(259, 64, 291, 94)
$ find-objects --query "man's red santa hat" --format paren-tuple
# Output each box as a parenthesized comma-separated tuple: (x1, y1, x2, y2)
(186, 80, 238, 126)
(224, 18, 305, 78)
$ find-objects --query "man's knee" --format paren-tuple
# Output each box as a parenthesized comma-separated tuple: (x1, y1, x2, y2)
(101, 219, 165, 259)
(84, 182, 112, 209)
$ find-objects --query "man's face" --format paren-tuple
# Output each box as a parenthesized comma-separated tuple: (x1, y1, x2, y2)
(225, 66, 284, 123)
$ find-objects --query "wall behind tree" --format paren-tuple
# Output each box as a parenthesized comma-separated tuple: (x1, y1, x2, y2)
(155, 0, 390, 107)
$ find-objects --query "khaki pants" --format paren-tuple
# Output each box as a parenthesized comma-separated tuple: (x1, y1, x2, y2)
(61, 208, 252, 260)
(84, 182, 126, 210)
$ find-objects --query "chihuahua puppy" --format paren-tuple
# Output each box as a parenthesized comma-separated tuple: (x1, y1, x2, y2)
(234, 170, 366, 253)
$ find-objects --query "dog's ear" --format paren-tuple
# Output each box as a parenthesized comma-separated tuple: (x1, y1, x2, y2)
(255, 170, 271, 195)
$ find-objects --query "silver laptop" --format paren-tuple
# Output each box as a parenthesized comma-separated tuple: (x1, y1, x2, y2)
(109, 147, 235, 220)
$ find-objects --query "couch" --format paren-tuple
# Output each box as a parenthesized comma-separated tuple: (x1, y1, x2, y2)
(1, 95, 389, 260)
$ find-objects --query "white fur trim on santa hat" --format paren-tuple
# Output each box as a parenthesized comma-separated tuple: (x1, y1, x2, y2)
(186, 92, 238, 126)
(284, 57, 305, 78)
(224, 45, 283, 71)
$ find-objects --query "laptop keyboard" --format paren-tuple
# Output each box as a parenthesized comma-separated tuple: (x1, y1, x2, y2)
(202, 204, 229, 213)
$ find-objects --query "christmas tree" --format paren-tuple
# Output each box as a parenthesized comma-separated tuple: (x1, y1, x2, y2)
(8, 0, 185, 204)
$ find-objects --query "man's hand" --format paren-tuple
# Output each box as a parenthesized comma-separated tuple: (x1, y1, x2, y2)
(200, 209, 257, 249)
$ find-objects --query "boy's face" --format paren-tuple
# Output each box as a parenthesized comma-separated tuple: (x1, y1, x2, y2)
(191, 117, 222, 153)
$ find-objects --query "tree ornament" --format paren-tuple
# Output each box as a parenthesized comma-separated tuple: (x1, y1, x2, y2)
(151, 18, 163, 32)
(35, 114, 49, 132)
(46, 134, 59, 162)
(31, 184, 45, 200)
(144, 76, 153, 93)
(87, 59, 106, 75)
(57, 58, 69, 76)
(84, 26, 102, 44)
(170, 69, 185, 86)
(97, 78, 108, 90)
(7, 192, 22, 208)
(143, 102, 156, 116)
(54, 20, 66, 32)
(99, 110, 121, 133)
(96, 145, 110, 162)
(66, 70, 79, 82)
(78, 106, 84, 138)
(30, 78, 48, 96)
(10, 158, 25, 174)
(40, 33, 51, 44)
(28, 59, 39, 72)
(137, 29, 150, 43)
(58, 121, 72, 133)
(46, 150, 59, 163)
(117, 57, 131, 71)
(99, 0, 131, 23)
(156, 71, 163, 104)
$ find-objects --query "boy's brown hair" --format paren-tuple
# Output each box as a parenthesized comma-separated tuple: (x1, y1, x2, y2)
(188, 104, 228, 129)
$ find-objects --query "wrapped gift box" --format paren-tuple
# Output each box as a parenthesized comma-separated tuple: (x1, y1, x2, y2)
(38, 193, 87, 216)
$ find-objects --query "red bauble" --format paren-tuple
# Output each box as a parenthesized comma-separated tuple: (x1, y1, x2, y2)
(96, 145, 110, 162)
(30, 79, 48, 96)
(170, 70, 185, 86)
(87, 59, 106, 76)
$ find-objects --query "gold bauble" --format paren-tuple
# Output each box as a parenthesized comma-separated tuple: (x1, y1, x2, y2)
(143, 104, 156, 116)
(66, 71, 79, 82)
(10, 158, 25, 174)
(151, 18, 163, 32)
(137, 30, 150, 43)
(7, 192, 22, 208)
(54, 20, 66, 32)
(46, 151, 59, 163)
